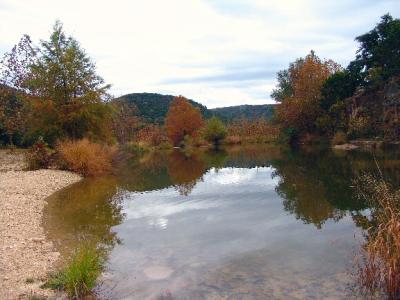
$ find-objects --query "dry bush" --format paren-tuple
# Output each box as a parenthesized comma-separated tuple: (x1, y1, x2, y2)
(26, 137, 54, 170)
(356, 174, 400, 299)
(227, 118, 279, 144)
(57, 139, 117, 176)
(136, 125, 167, 147)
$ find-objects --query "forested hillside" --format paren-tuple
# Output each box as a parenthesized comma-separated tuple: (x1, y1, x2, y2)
(210, 104, 275, 123)
(114, 93, 211, 124)
(115, 93, 274, 124)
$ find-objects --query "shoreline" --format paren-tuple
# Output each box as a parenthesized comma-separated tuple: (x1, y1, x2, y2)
(0, 151, 81, 299)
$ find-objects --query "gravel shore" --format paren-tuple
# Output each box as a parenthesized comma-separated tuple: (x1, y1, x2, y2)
(0, 150, 81, 299)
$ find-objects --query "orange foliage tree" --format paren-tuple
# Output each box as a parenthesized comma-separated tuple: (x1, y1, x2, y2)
(165, 96, 204, 146)
(274, 51, 341, 133)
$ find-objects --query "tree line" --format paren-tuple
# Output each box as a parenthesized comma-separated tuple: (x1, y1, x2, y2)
(272, 14, 400, 145)
(1, 14, 399, 151)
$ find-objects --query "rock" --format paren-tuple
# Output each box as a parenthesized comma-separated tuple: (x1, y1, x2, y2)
(143, 265, 174, 280)
(32, 238, 45, 243)
(332, 143, 359, 150)
(0, 152, 81, 299)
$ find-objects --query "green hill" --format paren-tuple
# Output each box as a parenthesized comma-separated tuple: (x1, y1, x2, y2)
(210, 104, 275, 123)
(115, 93, 275, 124)
(115, 93, 211, 124)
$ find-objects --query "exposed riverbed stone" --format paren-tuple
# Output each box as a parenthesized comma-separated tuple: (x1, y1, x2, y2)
(332, 143, 359, 150)
(0, 150, 81, 299)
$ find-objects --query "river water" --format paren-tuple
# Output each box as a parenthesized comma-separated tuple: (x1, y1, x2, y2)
(44, 145, 400, 299)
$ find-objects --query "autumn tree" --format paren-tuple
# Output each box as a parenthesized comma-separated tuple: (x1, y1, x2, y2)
(27, 21, 113, 142)
(136, 124, 167, 146)
(272, 51, 340, 137)
(0, 35, 35, 145)
(165, 96, 204, 146)
(111, 100, 142, 144)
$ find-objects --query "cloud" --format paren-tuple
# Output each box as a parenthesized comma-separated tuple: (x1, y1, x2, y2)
(162, 69, 276, 84)
(0, 0, 399, 107)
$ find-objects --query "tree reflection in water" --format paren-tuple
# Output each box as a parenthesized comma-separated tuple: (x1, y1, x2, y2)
(43, 176, 124, 257)
(43, 145, 400, 265)
(167, 151, 207, 196)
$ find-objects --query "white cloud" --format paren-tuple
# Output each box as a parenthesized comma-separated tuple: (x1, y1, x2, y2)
(0, 0, 398, 107)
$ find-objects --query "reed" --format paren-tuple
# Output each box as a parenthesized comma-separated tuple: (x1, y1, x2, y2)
(356, 174, 400, 299)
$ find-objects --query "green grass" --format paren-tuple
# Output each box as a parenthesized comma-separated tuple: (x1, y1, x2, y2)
(43, 246, 102, 299)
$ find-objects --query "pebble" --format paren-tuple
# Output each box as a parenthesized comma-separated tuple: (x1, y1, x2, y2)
(0, 150, 81, 299)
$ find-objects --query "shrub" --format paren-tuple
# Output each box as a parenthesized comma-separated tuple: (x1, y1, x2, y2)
(26, 137, 53, 170)
(44, 246, 102, 299)
(57, 139, 117, 176)
(158, 141, 173, 150)
(331, 131, 348, 145)
(355, 174, 400, 299)
(203, 117, 227, 147)
(277, 127, 299, 145)
(122, 142, 149, 156)
(227, 117, 279, 144)
(136, 125, 167, 147)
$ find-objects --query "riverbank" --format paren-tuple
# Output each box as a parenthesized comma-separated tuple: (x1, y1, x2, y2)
(0, 150, 81, 299)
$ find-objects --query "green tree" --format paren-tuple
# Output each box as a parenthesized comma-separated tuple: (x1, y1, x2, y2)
(315, 70, 360, 134)
(26, 21, 112, 142)
(271, 58, 308, 103)
(320, 71, 359, 111)
(203, 116, 227, 147)
(354, 14, 400, 85)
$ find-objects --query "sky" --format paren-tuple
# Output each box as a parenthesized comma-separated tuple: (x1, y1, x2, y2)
(0, 0, 399, 108)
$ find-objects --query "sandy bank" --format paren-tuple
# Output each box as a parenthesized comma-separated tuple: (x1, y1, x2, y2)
(0, 151, 81, 299)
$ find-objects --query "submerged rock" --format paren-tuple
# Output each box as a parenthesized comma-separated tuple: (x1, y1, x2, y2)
(143, 265, 174, 280)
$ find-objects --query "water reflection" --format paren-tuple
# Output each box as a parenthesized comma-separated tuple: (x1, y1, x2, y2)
(43, 145, 400, 299)
(167, 151, 207, 196)
(43, 176, 124, 257)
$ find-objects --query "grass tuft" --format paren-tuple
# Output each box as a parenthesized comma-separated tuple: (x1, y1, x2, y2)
(44, 246, 102, 299)
(25, 277, 35, 284)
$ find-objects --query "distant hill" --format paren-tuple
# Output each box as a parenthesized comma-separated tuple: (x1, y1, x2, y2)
(210, 104, 275, 123)
(115, 93, 275, 123)
(115, 93, 211, 124)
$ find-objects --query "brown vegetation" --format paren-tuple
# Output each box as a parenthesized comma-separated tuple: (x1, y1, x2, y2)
(226, 117, 279, 144)
(26, 137, 54, 170)
(57, 139, 117, 177)
(136, 124, 168, 147)
(356, 174, 400, 299)
(275, 51, 340, 134)
(165, 96, 204, 146)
